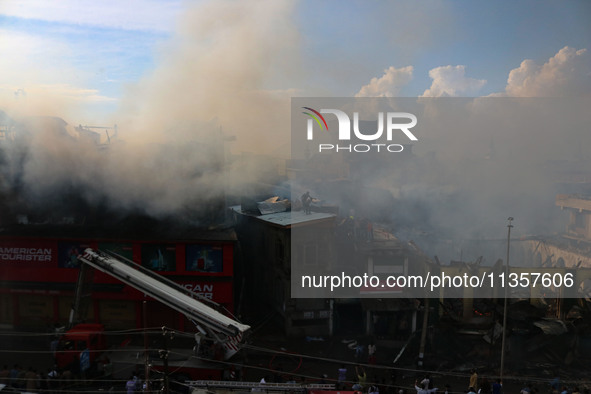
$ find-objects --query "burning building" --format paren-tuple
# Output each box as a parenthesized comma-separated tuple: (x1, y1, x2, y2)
(0, 113, 242, 331)
(0, 220, 239, 331)
(231, 187, 431, 340)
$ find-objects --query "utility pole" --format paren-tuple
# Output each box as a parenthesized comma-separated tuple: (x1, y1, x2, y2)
(500, 217, 513, 382)
(418, 298, 430, 368)
(160, 327, 174, 394)
(143, 301, 150, 393)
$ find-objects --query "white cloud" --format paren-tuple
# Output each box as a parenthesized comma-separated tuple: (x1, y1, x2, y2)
(421, 65, 486, 97)
(38, 85, 117, 103)
(355, 66, 413, 97)
(0, 84, 116, 103)
(500, 46, 590, 97)
(0, 0, 182, 32)
(0, 84, 118, 122)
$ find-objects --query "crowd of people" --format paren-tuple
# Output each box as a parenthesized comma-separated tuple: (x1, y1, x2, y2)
(325, 366, 589, 394)
(0, 364, 77, 393)
(0, 358, 119, 393)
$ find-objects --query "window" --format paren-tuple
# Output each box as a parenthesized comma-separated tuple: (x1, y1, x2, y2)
(58, 242, 91, 268)
(141, 244, 176, 272)
(185, 245, 223, 273)
(575, 212, 586, 228)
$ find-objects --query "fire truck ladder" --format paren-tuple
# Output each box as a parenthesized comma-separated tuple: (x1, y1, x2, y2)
(76, 248, 250, 340)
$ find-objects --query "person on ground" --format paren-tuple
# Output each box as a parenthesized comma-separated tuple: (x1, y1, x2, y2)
(356, 365, 367, 388)
(492, 379, 502, 394)
(415, 380, 438, 394)
(469, 370, 478, 392)
(125, 375, 136, 394)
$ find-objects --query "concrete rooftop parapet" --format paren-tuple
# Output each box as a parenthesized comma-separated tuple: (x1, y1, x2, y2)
(556, 194, 591, 212)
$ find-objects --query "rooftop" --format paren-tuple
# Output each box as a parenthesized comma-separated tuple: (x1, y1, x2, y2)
(230, 205, 335, 228)
(556, 194, 591, 211)
(0, 214, 237, 242)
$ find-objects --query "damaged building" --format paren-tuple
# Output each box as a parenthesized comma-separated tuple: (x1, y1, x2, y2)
(231, 190, 432, 341)
(0, 214, 242, 331)
(0, 113, 243, 332)
(231, 198, 337, 336)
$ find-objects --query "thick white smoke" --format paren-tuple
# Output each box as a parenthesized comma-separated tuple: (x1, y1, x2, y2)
(1, 0, 300, 220)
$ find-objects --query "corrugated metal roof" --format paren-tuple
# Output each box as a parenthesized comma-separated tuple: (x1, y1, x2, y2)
(257, 197, 290, 215)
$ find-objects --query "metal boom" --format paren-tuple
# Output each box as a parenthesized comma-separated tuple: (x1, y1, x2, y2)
(77, 248, 250, 339)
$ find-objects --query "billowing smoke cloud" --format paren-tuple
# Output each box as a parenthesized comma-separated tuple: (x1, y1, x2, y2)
(0, 0, 299, 222)
(421, 65, 486, 97)
(345, 48, 590, 263)
(346, 96, 591, 264)
(355, 66, 413, 97)
(116, 0, 298, 151)
(498, 46, 591, 97)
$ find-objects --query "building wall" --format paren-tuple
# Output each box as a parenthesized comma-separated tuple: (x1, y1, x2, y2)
(233, 211, 335, 337)
(525, 239, 591, 268)
(557, 195, 591, 240)
(566, 210, 591, 239)
(0, 236, 236, 330)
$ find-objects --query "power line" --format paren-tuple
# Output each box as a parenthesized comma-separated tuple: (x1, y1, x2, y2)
(1, 327, 590, 388)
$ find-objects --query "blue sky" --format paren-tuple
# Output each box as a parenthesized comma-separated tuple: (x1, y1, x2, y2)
(0, 0, 589, 125)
